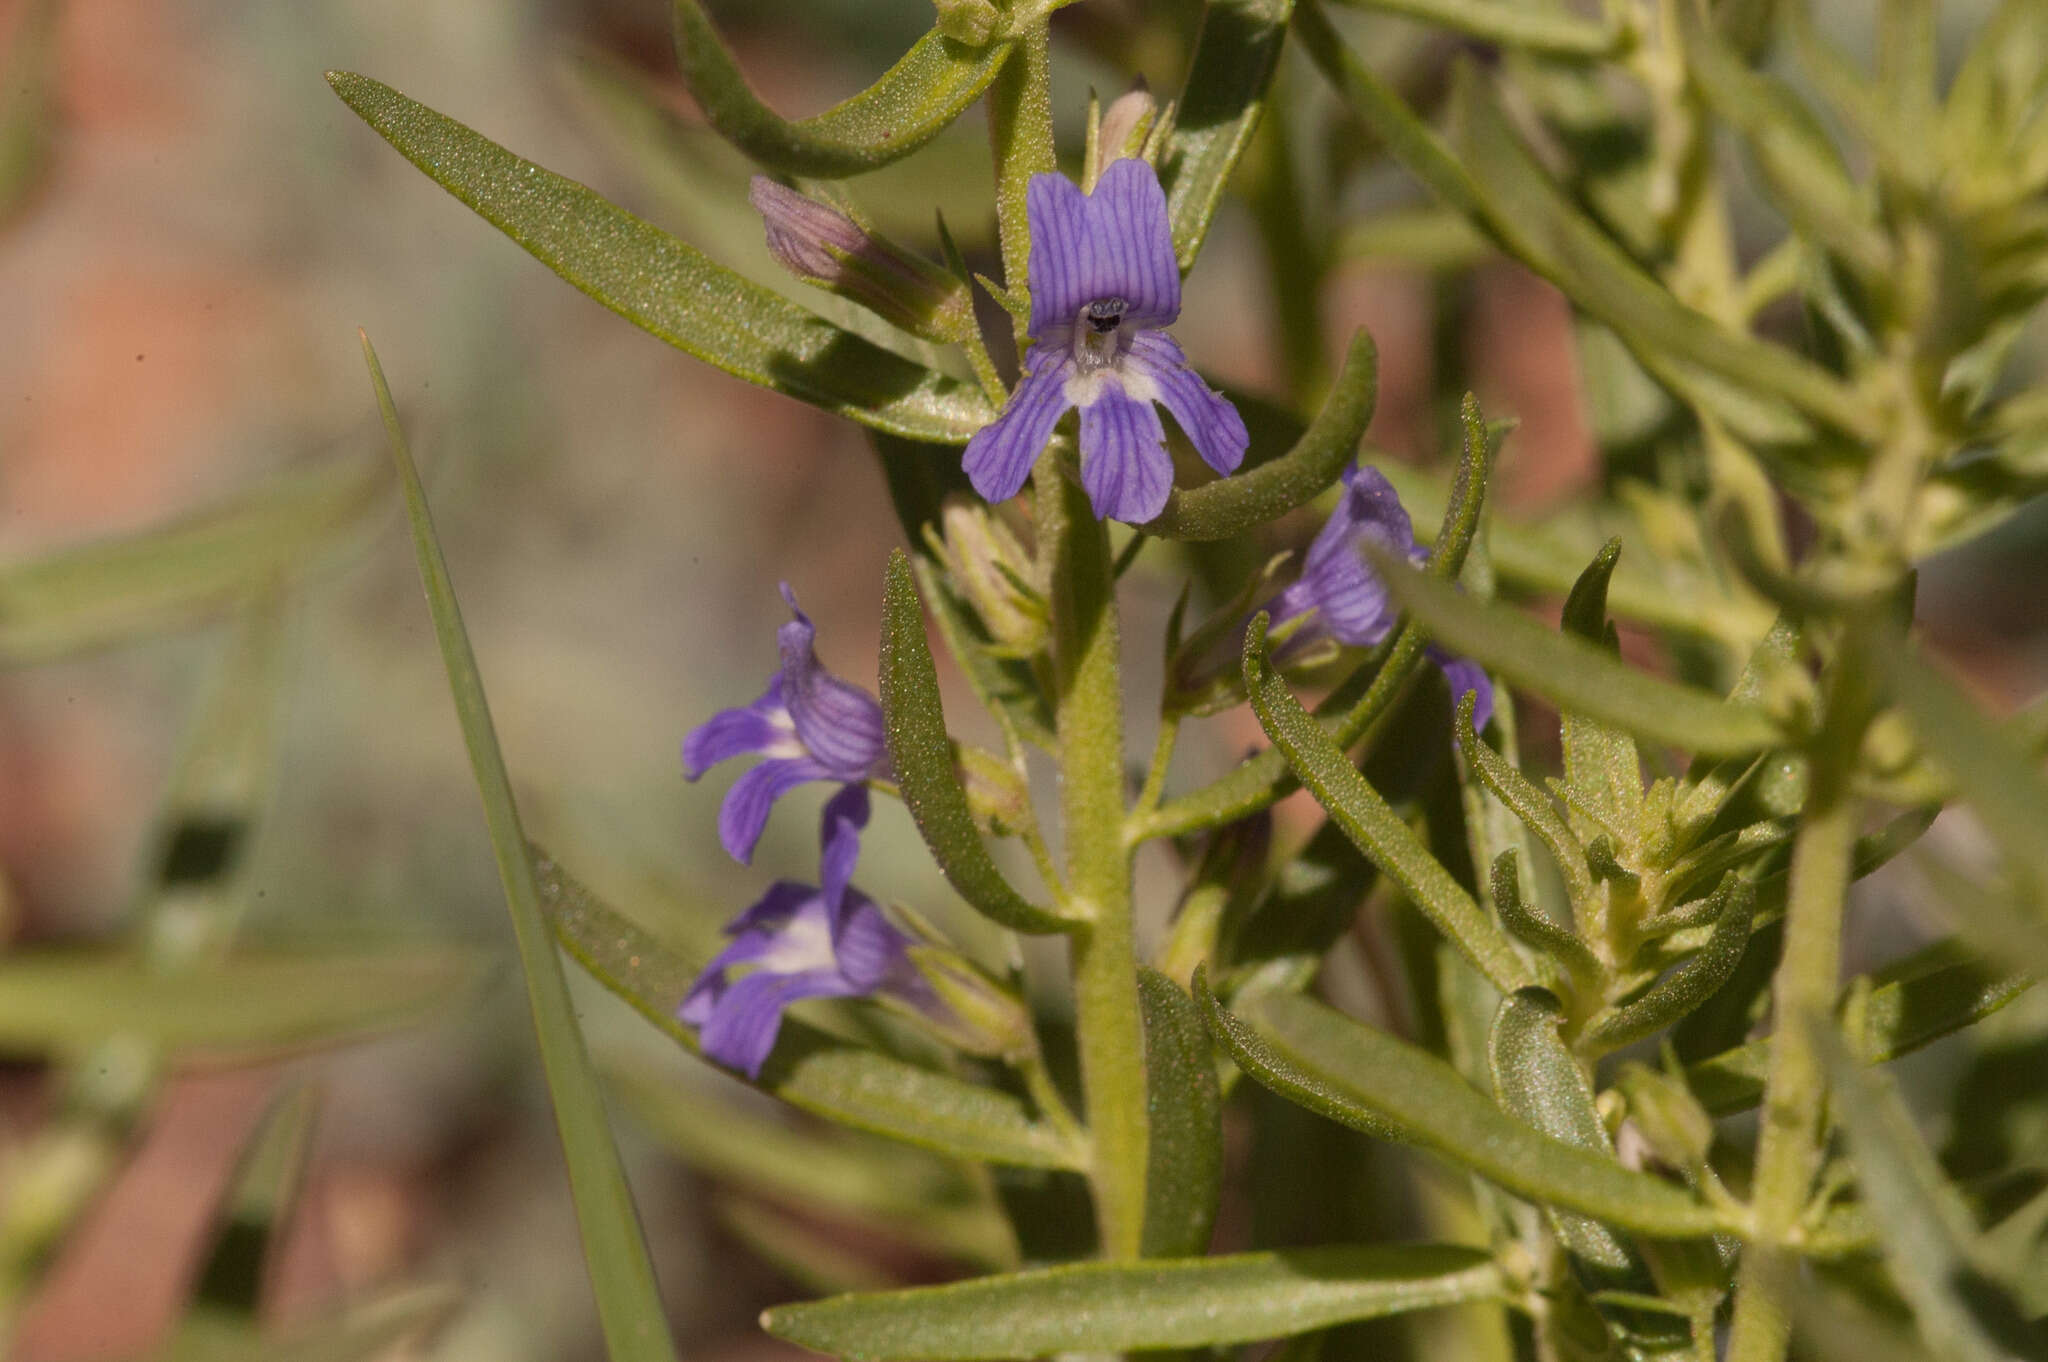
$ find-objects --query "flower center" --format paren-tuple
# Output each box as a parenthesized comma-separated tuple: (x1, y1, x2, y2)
(1073, 296, 1128, 372)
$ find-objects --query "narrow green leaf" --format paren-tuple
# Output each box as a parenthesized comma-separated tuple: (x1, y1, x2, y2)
(1163, 0, 1296, 269)
(1489, 988, 1636, 1271)
(1138, 969, 1222, 1258)
(1686, 940, 2035, 1115)
(326, 74, 992, 443)
(1488, 851, 1601, 989)
(1294, 4, 1872, 441)
(186, 1085, 318, 1318)
(537, 850, 1084, 1169)
(363, 334, 678, 1362)
(1585, 876, 1755, 1052)
(1243, 616, 1533, 995)
(1876, 643, 2048, 909)
(763, 1244, 1502, 1358)
(0, 455, 381, 666)
(1460, 696, 1594, 914)
(1199, 978, 1726, 1237)
(879, 550, 1069, 931)
(671, 1, 1008, 177)
(1558, 538, 1644, 831)
(0, 951, 482, 1059)
(1333, 0, 1621, 56)
(1820, 1031, 2038, 1362)
(1375, 555, 1786, 757)
(607, 1062, 1018, 1269)
(1143, 331, 1376, 541)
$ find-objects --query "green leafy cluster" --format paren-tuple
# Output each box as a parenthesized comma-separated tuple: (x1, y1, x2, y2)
(11, 0, 2048, 1359)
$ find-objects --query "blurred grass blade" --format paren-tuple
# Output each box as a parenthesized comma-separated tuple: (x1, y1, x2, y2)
(1332, 0, 1619, 56)
(1876, 643, 2048, 910)
(327, 75, 993, 443)
(0, 951, 482, 1058)
(763, 1244, 1502, 1357)
(1163, 0, 1295, 269)
(1198, 976, 1726, 1237)
(1143, 331, 1376, 541)
(0, 0, 59, 223)
(1137, 969, 1222, 1258)
(1374, 554, 1786, 757)
(879, 550, 1071, 933)
(1819, 1030, 2038, 1362)
(148, 1283, 462, 1362)
(361, 333, 678, 1362)
(185, 1084, 319, 1320)
(1488, 988, 1636, 1271)
(1242, 617, 1532, 994)
(538, 850, 1084, 1169)
(671, 0, 1009, 176)
(0, 455, 381, 666)
(607, 1062, 1018, 1268)
(1686, 939, 2033, 1115)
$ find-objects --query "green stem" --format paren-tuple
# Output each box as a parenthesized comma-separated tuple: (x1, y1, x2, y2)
(987, 21, 1053, 351)
(1722, 728, 1859, 1362)
(1040, 454, 1149, 1259)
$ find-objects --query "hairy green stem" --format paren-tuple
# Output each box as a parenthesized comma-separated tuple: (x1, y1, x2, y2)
(1040, 456, 1149, 1259)
(988, 20, 1052, 351)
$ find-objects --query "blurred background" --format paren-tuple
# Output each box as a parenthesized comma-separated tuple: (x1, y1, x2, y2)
(3, 0, 2044, 1358)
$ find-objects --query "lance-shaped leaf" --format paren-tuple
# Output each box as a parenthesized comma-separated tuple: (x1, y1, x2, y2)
(177, 1085, 319, 1331)
(1198, 976, 1727, 1237)
(880, 551, 1071, 933)
(1686, 940, 2034, 1115)
(1877, 643, 2048, 911)
(538, 850, 1083, 1170)
(1163, 0, 1296, 268)
(0, 951, 482, 1059)
(366, 335, 678, 1362)
(763, 1244, 1502, 1358)
(1138, 970, 1222, 1258)
(1461, 696, 1594, 914)
(1819, 1030, 2038, 1362)
(1584, 875, 1755, 1053)
(326, 74, 992, 443)
(671, 0, 1008, 177)
(1292, 6, 1871, 442)
(1558, 539, 1645, 832)
(1333, 0, 1621, 56)
(0, 454, 382, 666)
(1489, 851, 1601, 991)
(1374, 554, 1786, 757)
(1489, 989, 1637, 1272)
(1243, 616, 1533, 994)
(1143, 331, 1376, 541)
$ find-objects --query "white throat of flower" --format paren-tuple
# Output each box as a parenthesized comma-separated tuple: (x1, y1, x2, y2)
(1061, 297, 1159, 408)
(755, 905, 838, 975)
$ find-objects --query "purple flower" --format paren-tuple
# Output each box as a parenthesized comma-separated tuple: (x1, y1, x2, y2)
(1266, 464, 1494, 728)
(680, 788, 920, 1078)
(963, 158, 1249, 524)
(683, 585, 889, 864)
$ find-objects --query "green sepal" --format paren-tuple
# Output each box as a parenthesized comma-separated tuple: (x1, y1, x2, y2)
(1196, 973, 1727, 1238)
(879, 550, 1073, 933)
(763, 1243, 1502, 1358)
(1138, 969, 1223, 1258)
(536, 850, 1085, 1170)
(670, 1, 1010, 178)
(1243, 614, 1534, 995)
(1143, 330, 1377, 541)
(325, 73, 993, 443)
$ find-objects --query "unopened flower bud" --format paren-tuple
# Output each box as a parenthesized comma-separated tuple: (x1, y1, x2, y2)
(934, 498, 1047, 656)
(749, 177, 975, 342)
(957, 744, 1031, 837)
(933, 0, 1002, 46)
(1097, 81, 1157, 165)
(902, 942, 1037, 1060)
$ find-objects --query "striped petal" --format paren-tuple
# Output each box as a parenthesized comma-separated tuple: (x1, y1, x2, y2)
(1078, 380, 1173, 523)
(963, 352, 1073, 504)
(1126, 331, 1248, 475)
